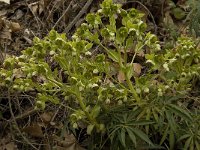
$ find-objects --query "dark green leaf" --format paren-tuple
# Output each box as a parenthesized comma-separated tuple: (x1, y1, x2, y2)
(177, 134, 191, 142)
(195, 140, 200, 150)
(137, 144, 165, 149)
(165, 110, 177, 132)
(119, 128, 126, 147)
(126, 127, 137, 147)
(169, 129, 175, 150)
(159, 125, 169, 145)
(190, 139, 194, 150)
(184, 137, 192, 150)
(166, 104, 192, 121)
(131, 128, 153, 145)
(127, 120, 154, 126)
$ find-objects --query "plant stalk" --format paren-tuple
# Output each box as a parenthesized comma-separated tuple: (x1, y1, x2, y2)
(125, 73, 141, 103)
(77, 94, 97, 125)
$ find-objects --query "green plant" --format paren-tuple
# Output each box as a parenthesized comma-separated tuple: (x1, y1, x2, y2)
(0, 0, 200, 149)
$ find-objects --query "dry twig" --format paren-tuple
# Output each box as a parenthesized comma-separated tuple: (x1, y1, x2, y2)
(64, 0, 94, 33)
(53, 0, 73, 29)
(8, 91, 38, 150)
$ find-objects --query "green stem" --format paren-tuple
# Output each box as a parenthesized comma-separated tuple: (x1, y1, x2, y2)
(99, 42, 123, 68)
(131, 52, 137, 64)
(99, 42, 140, 103)
(115, 43, 123, 68)
(47, 77, 96, 124)
(76, 93, 97, 125)
(125, 73, 141, 103)
(124, 45, 127, 66)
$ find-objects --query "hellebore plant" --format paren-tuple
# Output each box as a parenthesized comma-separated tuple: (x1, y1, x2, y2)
(0, 0, 200, 149)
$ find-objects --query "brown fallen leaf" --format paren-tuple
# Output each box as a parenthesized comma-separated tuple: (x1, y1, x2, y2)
(133, 63, 142, 76)
(137, 51, 145, 57)
(10, 22, 21, 32)
(0, 135, 17, 150)
(1, 142, 17, 150)
(21, 123, 44, 138)
(117, 70, 125, 83)
(40, 112, 53, 124)
(54, 133, 85, 150)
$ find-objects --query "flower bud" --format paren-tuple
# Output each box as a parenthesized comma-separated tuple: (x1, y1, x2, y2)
(136, 88, 141, 94)
(73, 123, 78, 129)
(181, 72, 187, 78)
(105, 98, 110, 104)
(163, 63, 169, 71)
(118, 100, 123, 105)
(93, 69, 99, 74)
(165, 85, 169, 89)
(99, 124, 105, 131)
(85, 51, 92, 56)
(194, 58, 199, 63)
(158, 91, 163, 97)
(144, 87, 149, 93)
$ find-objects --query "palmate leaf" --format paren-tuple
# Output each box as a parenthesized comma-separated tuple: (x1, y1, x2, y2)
(177, 134, 191, 142)
(195, 140, 200, 150)
(184, 137, 192, 150)
(137, 145, 165, 149)
(165, 110, 177, 132)
(109, 126, 121, 143)
(169, 128, 175, 150)
(119, 128, 126, 147)
(129, 128, 154, 146)
(159, 125, 169, 145)
(152, 108, 159, 122)
(166, 94, 185, 102)
(166, 104, 192, 121)
(190, 138, 194, 150)
(126, 127, 137, 147)
(127, 120, 155, 126)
